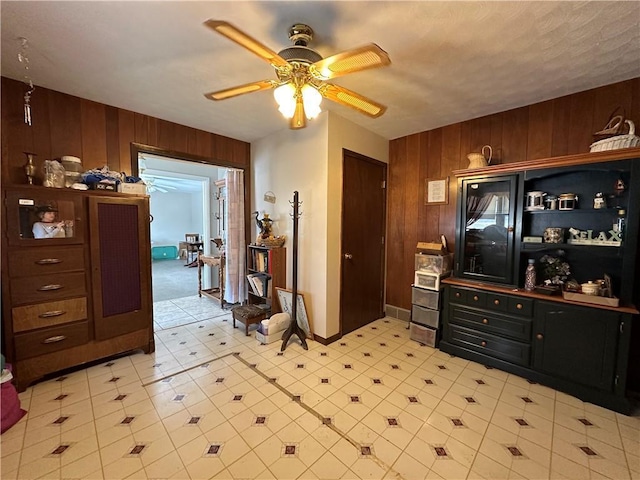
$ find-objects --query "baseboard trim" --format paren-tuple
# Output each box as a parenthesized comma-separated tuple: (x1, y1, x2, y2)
(313, 332, 341, 345)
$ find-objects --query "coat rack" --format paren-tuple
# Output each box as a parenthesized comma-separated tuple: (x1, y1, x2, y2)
(281, 191, 308, 351)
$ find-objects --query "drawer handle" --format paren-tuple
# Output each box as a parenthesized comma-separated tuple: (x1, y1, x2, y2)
(473, 295, 479, 301)
(482, 318, 488, 324)
(536, 333, 544, 340)
(481, 341, 487, 347)
(494, 300, 500, 305)
(516, 303, 523, 310)
(37, 284, 63, 292)
(39, 310, 66, 318)
(35, 258, 62, 265)
(42, 335, 67, 344)
(455, 292, 461, 298)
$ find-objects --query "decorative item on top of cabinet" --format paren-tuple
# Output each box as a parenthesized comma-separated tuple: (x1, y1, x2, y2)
(1, 185, 154, 392)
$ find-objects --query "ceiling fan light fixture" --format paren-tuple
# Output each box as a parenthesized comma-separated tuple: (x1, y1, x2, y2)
(274, 83, 296, 118)
(301, 84, 322, 119)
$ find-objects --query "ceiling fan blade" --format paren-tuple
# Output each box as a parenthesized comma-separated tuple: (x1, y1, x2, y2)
(290, 97, 306, 129)
(204, 20, 290, 69)
(310, 44, 391, 80)
(321, 84, 387, 118)
(204, 80, 277, 101)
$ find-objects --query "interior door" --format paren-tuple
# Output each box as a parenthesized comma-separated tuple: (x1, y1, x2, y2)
(340, 150, 387, 335)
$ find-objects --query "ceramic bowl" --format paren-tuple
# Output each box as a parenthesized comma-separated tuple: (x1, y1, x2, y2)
(581, 281, 600, 296)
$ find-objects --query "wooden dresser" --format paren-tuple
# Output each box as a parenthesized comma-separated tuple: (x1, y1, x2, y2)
(2, 185, 154, 391)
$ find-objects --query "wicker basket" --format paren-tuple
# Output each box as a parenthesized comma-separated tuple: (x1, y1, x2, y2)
(590, 120, 640, 152)
(257, 235, 286, 248)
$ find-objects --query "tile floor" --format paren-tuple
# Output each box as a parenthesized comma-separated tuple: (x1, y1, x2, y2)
(1, 295, 639, 480)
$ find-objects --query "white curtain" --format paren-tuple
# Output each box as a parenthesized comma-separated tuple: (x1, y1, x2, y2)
(224, 170, 246, 303)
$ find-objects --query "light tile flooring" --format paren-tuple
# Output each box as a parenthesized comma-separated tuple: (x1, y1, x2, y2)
(2, 295, 639, 480)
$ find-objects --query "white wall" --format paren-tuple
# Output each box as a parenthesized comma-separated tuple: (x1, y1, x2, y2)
(252, 111, 388, 339)
(150, 191, 200, 248)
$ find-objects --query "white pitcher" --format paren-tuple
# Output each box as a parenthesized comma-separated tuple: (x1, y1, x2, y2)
(467, 145, 492, 169)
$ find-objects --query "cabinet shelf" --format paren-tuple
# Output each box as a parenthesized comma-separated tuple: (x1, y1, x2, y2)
(524, 208, 620, 215)
(520, 242, 622, 254)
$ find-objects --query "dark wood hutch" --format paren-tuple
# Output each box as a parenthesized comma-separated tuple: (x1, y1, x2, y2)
(440, 147, 640, 414)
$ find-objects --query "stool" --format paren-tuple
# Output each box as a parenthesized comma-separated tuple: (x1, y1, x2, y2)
(231, 305, 269, 336)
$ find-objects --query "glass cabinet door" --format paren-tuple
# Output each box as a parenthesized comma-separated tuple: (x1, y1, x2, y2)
(5, 188, 84, 247)
(456, 175, 518, 285)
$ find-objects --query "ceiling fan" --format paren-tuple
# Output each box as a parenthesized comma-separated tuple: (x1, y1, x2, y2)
(203, 20, 391, 129)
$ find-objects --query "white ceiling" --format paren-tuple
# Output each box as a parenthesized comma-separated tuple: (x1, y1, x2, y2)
(2, 1, 639, 143)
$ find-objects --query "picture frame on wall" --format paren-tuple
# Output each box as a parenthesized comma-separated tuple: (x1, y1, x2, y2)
(425, 177, 449, 205)
(275, 287, 312, 339)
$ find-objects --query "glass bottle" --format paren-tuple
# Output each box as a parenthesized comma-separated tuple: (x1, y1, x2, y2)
(524, 259, 536, 291)
(615, 209, 626, 239)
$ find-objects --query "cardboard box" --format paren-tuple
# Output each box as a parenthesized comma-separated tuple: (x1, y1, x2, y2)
(255, 330, 283, 345)
(118, 183, 147, 195)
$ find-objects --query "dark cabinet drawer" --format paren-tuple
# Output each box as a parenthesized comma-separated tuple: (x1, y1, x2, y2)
(14, 321, 90, 360)
(449, 306, 532, 342)
(8, 246, 85, 277)
(508, 297, 533, 316)
(447, 324, 531, 367)
(10, 272, 86, 305)
(485, 292, 509, 313)
(449, 286, 486, 307)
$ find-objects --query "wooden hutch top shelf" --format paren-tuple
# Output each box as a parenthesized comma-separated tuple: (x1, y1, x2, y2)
(453, 147, 640, 177)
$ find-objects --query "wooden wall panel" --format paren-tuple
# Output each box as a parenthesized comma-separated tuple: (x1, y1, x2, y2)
(527, 100, 553, 160)
(118, 110, 135, 174)
(80, 99, 108, 168)
(387, 77, 640, 310)
(1, 77, 250, 187)
(385, 138, 407, 307)
(48, 89, 82, 159)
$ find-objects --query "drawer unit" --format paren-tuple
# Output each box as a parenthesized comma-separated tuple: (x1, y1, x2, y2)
(12, 297, 88, 332)
(446, 324, 531, 367)
(412, 304, 440, 328)
(8, 246, 85, 276)
(10, 272, 87, 305)
(449, 306, 531, 342)
(14, 321, 90, 360)
(410, 322, 438, 347)
(411, 286, 441, 310)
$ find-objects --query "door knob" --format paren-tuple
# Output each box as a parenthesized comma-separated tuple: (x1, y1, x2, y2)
(344, 253, 353, 260)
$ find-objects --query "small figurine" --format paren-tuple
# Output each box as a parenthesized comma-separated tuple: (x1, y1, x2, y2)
(593, 192, 606, 209)
(614, 178, 626, 196)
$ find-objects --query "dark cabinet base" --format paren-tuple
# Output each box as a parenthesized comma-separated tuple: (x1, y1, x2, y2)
(442, 281, 636, 415)
(439, 340, 633, 415)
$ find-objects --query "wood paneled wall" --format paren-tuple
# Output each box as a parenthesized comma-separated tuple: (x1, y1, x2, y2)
(1, 77, 250, 185)
(387, 77, 640, 310)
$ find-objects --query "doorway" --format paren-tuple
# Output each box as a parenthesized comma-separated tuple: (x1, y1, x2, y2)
(133, 149, 228, 330)
(340, 150, 387, 335)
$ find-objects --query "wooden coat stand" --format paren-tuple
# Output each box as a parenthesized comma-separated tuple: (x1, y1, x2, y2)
(281, 191, 308, 351)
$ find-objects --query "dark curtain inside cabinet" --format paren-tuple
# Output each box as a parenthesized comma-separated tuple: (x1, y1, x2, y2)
(98, 204, 142, 316)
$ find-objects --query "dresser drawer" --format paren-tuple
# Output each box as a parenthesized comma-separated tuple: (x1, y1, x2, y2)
(10, 272, 86, 305)
(8, 246, 85, 277)
(485, 292, 510, 313)
(449, 286, 487, 307)
(13, 297, 88, 332)
(449, 306, 531, 341)
(14, 321, 90, 360)
(508, 297, 533, 317)
(447, 324, 531, 367)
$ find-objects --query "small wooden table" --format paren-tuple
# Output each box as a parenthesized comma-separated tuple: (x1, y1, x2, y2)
(198, 252, 226, 308)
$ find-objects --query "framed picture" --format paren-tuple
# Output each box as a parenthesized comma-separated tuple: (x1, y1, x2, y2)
(275, 287, 312, 339)
(425, 177, 449, 205)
